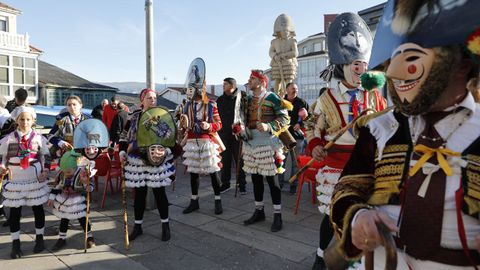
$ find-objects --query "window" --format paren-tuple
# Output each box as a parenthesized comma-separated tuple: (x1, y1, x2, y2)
(13, 56, 23, 67)
(314, 42, 322, 52)
(0, 18, 6, 32)
(14, 69, 23, 84)
(0, 55, 8, 66)
(0, 67, 7, 83)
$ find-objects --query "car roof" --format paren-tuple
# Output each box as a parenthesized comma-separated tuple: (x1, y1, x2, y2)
(32, 105, 92, 116)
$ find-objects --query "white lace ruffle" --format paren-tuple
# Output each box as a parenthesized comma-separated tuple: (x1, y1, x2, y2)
(52, 209, 86, 220)
(2, 179, 50, 207)
(124, 155, 175, 187)
(315, 166, 343, 215)
(242, 143, 283, 176)
(3, 195, 49, 208)
(182, 139, 221, 174)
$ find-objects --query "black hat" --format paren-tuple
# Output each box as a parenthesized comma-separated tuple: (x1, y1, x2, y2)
(370, 0, 480, 69)
(327, 12, 373, 65)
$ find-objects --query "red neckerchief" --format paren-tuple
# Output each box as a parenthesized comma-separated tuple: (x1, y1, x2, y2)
(14, 130, 35, 169)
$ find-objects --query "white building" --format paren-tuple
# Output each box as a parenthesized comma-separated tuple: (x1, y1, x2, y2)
(295, 32, 329, 104)
(0, 3, 41, 104)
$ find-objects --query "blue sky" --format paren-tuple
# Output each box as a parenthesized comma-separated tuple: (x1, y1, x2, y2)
(9, 0, 385, 87)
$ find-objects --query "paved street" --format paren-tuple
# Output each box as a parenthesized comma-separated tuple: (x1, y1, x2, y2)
(0, 162, 323, 270)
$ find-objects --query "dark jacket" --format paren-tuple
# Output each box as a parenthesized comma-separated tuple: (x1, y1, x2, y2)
(110, 110, 128, 143)
(216, 89, 246, 139)
(91, 104, 104, 120)
(284, 95, 309, 140)
(5, 99, 19, 113)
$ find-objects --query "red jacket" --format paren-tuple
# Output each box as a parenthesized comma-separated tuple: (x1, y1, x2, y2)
(102, 104, 117, 129)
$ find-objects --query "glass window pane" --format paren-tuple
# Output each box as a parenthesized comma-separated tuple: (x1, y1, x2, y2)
(0, 85, 8, 95)
(13, 56, 23, 67)
(27, 86, 35, 97)
(25, 58, 35, 68)
(0, 67, 8, 83)
(0, 20, 6, 32)
(0, 55, 8, 66)
(25, 69, 35, 85)
(14, 69, 23, 84)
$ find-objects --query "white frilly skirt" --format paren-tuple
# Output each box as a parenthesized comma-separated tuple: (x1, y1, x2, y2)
(124, 150, 175, 188)
(51, 192, 86, 220)
(242, 129, 285, 176)
(182, 138, 221, 174)
(315, 166, 342, 214)
(2, 162, 50, 208)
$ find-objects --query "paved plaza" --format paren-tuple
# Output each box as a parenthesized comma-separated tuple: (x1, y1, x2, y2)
(0, 162, 323, 270)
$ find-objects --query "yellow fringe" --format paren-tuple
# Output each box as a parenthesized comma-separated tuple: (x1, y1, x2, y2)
(281, 99, 293, 111)
(272, 125, 290, 137)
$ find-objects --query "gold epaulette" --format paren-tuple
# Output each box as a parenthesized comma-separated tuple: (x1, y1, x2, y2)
(353, 107, 393, 136)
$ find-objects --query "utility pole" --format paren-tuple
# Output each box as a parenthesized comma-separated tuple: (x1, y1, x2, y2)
(145, 0, 156, 209)
(145, 0, 154, 90)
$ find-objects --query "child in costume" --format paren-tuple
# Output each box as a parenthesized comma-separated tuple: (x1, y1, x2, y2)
(0, 106, 50, 259)
(48, 150, 95, 250)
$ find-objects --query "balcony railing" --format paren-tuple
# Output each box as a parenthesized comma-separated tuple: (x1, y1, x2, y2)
(0, 32, 29, 52)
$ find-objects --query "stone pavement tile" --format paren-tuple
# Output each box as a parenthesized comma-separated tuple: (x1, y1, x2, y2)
(229, 212, 318, 247)
(198, 219, 314, 263)
(58, 249, 150, 270)
(295, 214, 323, 231)
(169, 205, 217, 227)
(0, 253, 68, 270)
(132, 242, 224, 270)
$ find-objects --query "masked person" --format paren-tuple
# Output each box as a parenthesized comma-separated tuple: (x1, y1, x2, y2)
(307, 13, 387, 270)
(330, 1, 480, 269)
(48, 150, 96, 250)
(0, 106, 50, 259)
(119, 88, 178, 242)
(235, 70, 289, 232)
(180, 58, 224, 215)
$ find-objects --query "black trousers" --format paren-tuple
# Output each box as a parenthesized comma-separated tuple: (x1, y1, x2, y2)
(10, 205, 45, 233)
(134, 186, 169, 221)
(59, 217, 91, 233)
(319, 214, 334, 251)
(220, 135, 246, 188)
(190, 172, 221, 197)
(251, 174, 281, 205)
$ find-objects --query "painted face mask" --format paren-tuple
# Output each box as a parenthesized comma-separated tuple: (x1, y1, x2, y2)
(185, 86, 198, 100)
(343, 60, 368, 87)
(386, 43, 435, 103)
(84, 145, 100, 160)
(147, 145, 166, 166)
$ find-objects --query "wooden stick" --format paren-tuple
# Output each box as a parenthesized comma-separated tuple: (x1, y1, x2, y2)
(365, 222, 397, 270)
(84, 165, 91, 253)
(120, 162, 130, 250)
(234, 140, 243, 198)
(288, 108, 377, 184)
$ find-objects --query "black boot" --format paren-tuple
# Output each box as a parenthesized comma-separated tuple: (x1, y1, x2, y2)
(33, 234, 45, 253)
(311, 254, 326, 270)
(161, 222, 170, 242)
(0, 206, 5, 217)
(52, 238, 66, 251)
(243, 209, 266, 225)
(214, 200, 223, 215)
(129, 224, 143, 241)
(182, 199, 199, 214)
(86, 237, 96, 248)
(10, 239, 22, 259)
(271, 213, 283, 232)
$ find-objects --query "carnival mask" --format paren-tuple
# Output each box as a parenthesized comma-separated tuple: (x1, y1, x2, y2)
(83, 145, 100, 160)
(186, 86, 197, 100)
(386, 43, 435, 103)
(147, 145, 166, 166)
(343, 60, 368, 87)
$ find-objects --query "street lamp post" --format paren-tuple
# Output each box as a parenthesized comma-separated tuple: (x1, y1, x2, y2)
(145, 0, 154, 90)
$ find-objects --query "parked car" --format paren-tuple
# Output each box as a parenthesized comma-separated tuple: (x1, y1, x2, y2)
(33, 105, 92, 134)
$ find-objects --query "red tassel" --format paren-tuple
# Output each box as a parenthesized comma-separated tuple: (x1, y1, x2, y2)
(20, 157, 29, 170)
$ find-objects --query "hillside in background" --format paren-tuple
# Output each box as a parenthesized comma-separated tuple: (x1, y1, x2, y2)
(99, 82, 246, 95)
